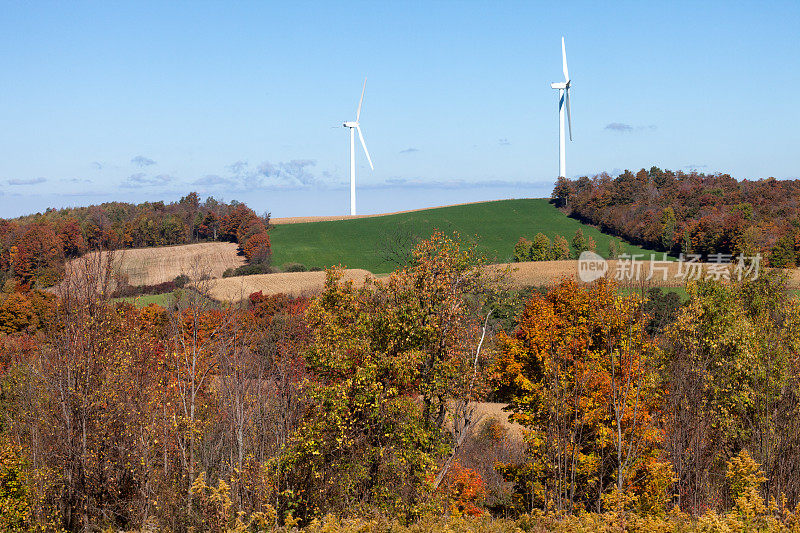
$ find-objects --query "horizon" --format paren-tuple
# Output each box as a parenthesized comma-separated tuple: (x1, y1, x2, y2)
(1, 1, 798, 218)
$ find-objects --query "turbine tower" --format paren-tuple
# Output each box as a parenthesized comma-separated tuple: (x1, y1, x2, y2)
(343, 77, 374, 215)
(550, 37, 572, 178)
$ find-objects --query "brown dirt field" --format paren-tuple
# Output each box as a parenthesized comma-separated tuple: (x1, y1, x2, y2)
(204, 268, 374, 301)
(270, 199, 510, 224)
(64, 242, 245, 287)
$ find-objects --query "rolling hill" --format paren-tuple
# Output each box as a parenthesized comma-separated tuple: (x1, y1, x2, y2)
(268, 198, 657, 274)
(62, 242, 244, 287)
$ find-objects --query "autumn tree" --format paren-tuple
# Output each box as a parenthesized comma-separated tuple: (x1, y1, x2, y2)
(276, 270, 437, 520)
(571, 229, 587, 258)
(242, 231, 271, 264)
(661, 271, 800, 510)
(277, 232, 498, 521)
(551, 176, 573, 208)
(0, 292, 36, 334)
(513, 237, 532, 262)
(387, 232, 499, 440)
(167, 275, 229, 524)
(55, 218, 86, 258)
(660, 207, 677, 252)
(530, 233, 552, 261)
(17, 273, 168, 530)
(496, 279, 660, 513)
(550, 235, 571, 260)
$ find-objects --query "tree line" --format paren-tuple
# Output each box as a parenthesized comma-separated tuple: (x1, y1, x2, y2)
(512, 228, 628, 262)
(552, 169, 800, 265)
(0, 192, 271, 288)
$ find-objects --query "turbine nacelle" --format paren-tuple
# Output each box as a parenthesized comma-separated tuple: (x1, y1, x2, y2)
(550, 82, 567, 90)
(343, 121, 359, 128)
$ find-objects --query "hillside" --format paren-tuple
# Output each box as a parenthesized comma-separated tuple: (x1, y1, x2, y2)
(52, 198, 675, 303)
(62, 241, 245, 287)
(269, 198, 657, 274)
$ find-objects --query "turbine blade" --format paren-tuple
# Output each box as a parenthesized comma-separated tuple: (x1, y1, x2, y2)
(356, 77, 367, 121)
(356, 125, 374, 170)
(562, 37, 569, 82)
(566, 88, 573, 141)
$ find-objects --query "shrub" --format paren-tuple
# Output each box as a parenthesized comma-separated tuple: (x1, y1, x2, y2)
(0, 437, 32, 531)
(726, 450, 766, 506)
(173, 274, 190, 288)
(282, 262, 307, 273)
(222, 264, 278, 278)
(111, 280, 177, 298)
(443, 462, 487, 517)
(642, 288, 682, 335)
(608, 238, 624, 259)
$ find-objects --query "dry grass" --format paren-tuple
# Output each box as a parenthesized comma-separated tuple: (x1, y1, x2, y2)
(786, 268, 800, 287)
(471, 402, 525, 440)
(489, 259, 688, 288)
(204, 268, 374, 301)
(63, 242, 245, 287)
(488, 260, 800, 289)
(206, 259, 800, 302)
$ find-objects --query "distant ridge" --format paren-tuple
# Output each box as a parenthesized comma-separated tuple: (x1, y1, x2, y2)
(270, 199, 513, 224)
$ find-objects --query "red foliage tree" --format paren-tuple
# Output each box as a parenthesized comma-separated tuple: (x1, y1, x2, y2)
(241, 231, 271, 264)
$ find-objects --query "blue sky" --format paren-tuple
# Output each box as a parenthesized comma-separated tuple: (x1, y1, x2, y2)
(1, 1, 798, 218)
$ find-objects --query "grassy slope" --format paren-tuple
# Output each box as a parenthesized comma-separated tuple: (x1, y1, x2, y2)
(269, 199, 658, 274)
(113, 292, 175, 308)
(111, 289, 216, 308)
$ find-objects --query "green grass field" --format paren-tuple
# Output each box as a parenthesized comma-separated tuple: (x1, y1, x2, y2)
(269, 199, 659, 274)
(113, 292, 176, 308)
(111, 289, 216, 309)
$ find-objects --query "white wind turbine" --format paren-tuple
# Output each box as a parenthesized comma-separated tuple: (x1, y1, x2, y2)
(343, 77, 374, 215)
(550, 37, 572, 178)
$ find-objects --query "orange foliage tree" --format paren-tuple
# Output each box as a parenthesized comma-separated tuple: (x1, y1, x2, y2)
(241, 231, 271, 264)
(442, 461, 486, 516)
(495, 279, 661, 513)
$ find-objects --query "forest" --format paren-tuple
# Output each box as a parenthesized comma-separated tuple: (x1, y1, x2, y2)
(552, 168, 800, 266)
(2, 225, 800, 531)
(0, 192, 271, 288)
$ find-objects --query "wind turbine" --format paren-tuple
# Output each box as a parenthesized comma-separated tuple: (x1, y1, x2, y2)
(550, 37, 572, 178)
(343, 77, 374, 215)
